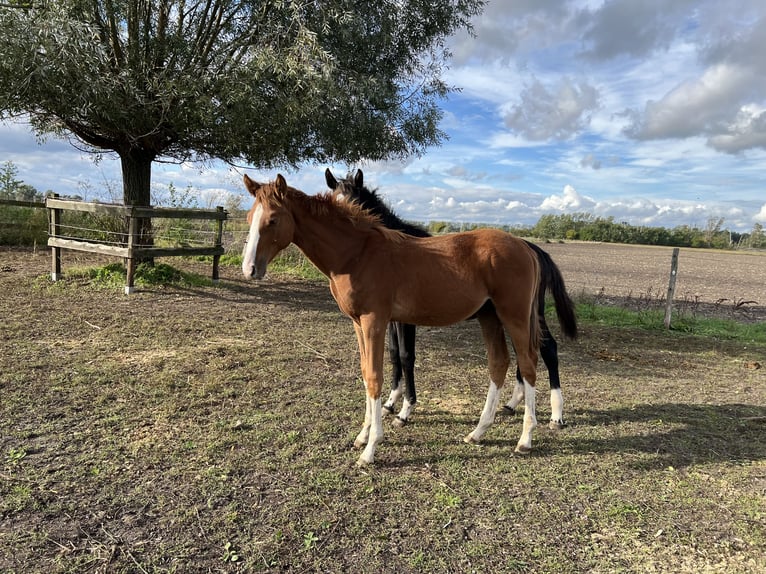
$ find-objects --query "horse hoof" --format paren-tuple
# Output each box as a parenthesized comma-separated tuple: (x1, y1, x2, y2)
(548, 420, 566, 431)
(502, 405, 515, 415)
(392, 416, 407, 428)
(382, 404, 395, 416)
(464, 434, 481, 445)
(514, 445, 532, 455)
(356, 456, 373, 467)
(353, 439, 366, 450)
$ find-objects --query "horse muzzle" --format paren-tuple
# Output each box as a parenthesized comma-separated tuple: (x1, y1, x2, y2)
(243, 262, 268, 281)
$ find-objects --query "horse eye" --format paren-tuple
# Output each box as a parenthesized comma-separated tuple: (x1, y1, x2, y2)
(268, 217, 278, 226)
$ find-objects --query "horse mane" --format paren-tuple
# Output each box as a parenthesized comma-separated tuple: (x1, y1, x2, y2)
(337, 175, 431, 238)
(262, 179, 406, 243)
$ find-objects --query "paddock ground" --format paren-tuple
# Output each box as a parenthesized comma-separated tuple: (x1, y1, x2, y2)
(0, 244, 764, 573)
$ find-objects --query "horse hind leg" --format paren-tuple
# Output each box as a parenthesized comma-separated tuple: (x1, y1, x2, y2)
(382, 323, 403, 416)
(503, 368, 525, 415)
(392, 322, 417, 427)
(464, 311, 509, 445)
(539, 327, 565, 430)
(494, 307, 539, 454)
(504, 322, 566, 430)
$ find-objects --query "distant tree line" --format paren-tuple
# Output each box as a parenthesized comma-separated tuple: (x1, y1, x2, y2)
(0, 161, 49, 245)
(0, 161, 47, 202)
(426, 212, 765, 250)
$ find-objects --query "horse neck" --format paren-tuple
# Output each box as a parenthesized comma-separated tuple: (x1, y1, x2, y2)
(287, 194, 367, 277)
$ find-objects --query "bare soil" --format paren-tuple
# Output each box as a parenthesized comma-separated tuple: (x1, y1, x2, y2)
(539, 242, 766, 323)
(1, 244, 764, 574)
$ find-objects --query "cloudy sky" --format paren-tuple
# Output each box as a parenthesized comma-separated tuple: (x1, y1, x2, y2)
(2, 0, 766, 231)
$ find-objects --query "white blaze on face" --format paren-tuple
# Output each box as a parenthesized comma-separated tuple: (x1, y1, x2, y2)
(241, 203, 263, 279)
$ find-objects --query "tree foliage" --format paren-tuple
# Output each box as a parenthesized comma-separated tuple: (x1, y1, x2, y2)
(0, 0, 484, 207)
(0, 160, 44, 201)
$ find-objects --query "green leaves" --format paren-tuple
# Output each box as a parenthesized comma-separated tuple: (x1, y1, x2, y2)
(1, 0, 482, 168)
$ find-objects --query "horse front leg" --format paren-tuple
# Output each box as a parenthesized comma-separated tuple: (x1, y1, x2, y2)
(511, 339, 539, 454)
(352, 317, 387, 466)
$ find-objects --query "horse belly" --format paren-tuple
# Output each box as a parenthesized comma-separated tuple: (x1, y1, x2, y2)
(390, 282, 487, 326)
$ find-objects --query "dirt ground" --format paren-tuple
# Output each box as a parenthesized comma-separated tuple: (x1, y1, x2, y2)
(538, 242, 766, 323)
(1, 244, 764, 573)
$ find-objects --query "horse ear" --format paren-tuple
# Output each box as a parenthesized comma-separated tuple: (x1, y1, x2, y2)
(354, 169, 364, 188)
(243, 174, 260, 198)
(275, 174, 287, 196)
(325, 168, 337, 189)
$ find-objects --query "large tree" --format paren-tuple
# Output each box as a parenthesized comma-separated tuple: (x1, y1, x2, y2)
(0, 0, 484, 213)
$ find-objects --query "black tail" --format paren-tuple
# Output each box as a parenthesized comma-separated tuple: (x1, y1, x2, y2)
(525, 241, 578, 340)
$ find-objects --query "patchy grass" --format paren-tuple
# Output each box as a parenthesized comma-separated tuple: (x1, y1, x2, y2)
(59, 261, 212, 290)
(1, 249, 765, 573)
(574, 300, 766, 343)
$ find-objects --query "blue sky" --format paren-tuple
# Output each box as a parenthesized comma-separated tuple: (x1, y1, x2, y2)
(2, 0, 765, 231)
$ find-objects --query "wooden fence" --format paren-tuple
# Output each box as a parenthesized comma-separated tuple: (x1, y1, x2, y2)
(0, 199, 46, 209)
(46, 197, 227, 294)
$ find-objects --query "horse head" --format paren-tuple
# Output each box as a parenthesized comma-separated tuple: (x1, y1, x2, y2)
(325, 168, 376, 207)
(241, 174, 295, 280)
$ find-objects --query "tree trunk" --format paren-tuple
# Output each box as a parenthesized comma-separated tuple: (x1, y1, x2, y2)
(119, 148, 155, 261)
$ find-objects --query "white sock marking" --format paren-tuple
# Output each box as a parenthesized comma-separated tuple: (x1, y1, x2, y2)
(517, 379, 537, 452)
(359, 396, 383, 465)
(468, 380, 500, 443)
(505, 380, 525, 411)
(397, 397, 413, 421)
(550, 388, 563, 425)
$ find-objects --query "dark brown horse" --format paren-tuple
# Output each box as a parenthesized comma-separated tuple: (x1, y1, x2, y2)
(242, 174, 541, 465)
(325, 169, 578, 428)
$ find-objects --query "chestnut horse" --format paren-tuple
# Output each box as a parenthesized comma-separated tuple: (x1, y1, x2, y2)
(242, 174, 541, 466)
(325, 169, 578, 428)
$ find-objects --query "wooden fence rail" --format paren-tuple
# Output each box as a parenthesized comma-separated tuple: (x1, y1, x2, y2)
(46, 197, 227, 294)
(0, 199, 46, 209)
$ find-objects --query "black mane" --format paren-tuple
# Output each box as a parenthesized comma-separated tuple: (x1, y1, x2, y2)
(331, 170, 430, 238)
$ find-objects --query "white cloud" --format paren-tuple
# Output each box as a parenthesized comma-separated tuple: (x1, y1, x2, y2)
(624, 63, 752, 140)
(755, 204, 766, 223)
(540, 185, 596, 212)
(578, 0, 694, 61)
(580, 153, 602, 170)
(503, 77, 600, 141)
(707, 105, 766, 153)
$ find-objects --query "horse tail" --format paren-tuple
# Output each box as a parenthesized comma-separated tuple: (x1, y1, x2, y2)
(529, 248, 543, 353)
(526, 241, 578, 340)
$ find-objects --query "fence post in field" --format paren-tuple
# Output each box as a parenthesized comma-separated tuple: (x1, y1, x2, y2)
(664, 247, 680, 329)
(48, 194, 62, 281)
(125, 210, 139, 295)
(212, 205, 224, 284)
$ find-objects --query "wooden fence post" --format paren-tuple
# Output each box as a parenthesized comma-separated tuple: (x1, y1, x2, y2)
(48, 194, 62, 281)
(212, 206, 224, 284)
(125, 210, 139, 295)
(664, 247, 680, 329)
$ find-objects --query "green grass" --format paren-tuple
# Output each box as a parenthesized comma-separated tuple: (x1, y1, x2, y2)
(574, 300, 766, 343)
(59, 261, 212, 289)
